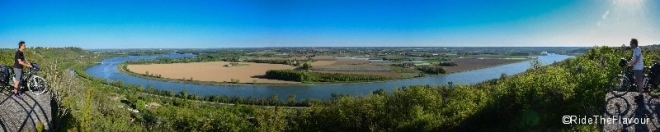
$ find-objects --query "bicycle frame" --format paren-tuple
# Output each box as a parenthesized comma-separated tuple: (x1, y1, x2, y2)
(20, 68, 36, 85)
(623, 66, 660, 91)
(6, 63, 40, 89)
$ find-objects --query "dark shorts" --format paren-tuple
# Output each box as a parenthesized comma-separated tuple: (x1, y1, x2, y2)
(634, 70, 643, 84)
(13, 68, 22, 83)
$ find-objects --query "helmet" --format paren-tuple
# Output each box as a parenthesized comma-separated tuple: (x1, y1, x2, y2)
(31, 63, 39, 71)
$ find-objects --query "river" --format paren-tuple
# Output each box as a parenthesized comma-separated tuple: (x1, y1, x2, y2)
(85, 53, 573, 100)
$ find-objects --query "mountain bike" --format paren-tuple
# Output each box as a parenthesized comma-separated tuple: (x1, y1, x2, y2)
(8, 63, 48, 95)
(609, 67, 639, 96)
(609, 59, 660, 96)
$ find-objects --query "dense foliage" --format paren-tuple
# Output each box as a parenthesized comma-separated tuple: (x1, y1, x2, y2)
(438, 61, 458, 66)
(301, 63, 312, 71)
(265, 69, 392, 83)
(416, 66, 447, 74)
(248, 59, 291, 65)
(290, 46, 623, 131)
(14, 46, 652, 131)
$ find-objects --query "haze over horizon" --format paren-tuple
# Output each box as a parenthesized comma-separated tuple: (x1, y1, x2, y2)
(1, 0, 658, 49)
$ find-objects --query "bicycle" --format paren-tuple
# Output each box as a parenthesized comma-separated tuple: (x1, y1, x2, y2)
(608, 58, 656, 96)
(647, 61, 660, 95)
(3, 62, 49, 95)
(609, 58, 649, 96)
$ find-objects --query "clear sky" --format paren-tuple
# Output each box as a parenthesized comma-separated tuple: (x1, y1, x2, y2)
(0, 0, 658, 49)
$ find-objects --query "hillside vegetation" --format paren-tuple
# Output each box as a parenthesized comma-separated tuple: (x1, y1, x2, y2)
(3, 46, 652, 131)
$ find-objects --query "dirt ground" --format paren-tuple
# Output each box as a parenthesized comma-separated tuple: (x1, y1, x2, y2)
(332, 59, 370, 65)
(0, 91, 52, 131)
(604, 92, 660, 131)
(127, 62, 300, 84)
(311, 55, 336, 60)
(311, 60, 397, 78)
(310, 60, 336, 66)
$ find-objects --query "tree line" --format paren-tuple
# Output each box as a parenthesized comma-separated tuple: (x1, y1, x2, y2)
(125, 56, 311, 67)
(265, 69, 391, 83)
(416, 66, 447, 74)
(438, 61, 458, 66)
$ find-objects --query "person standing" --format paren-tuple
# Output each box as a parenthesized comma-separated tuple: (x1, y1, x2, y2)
(13, 41, 33, 98)
(628, 38, 644, 93)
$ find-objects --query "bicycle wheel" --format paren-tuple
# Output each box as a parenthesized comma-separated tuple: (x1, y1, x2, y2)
(27, 75, 48, 95)
(646, 97, 660, 128)
(609, 75, 631, 96)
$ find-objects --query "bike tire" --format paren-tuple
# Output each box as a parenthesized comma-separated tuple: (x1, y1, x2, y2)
(27, 76, 48, 95)
(609, 76, 631, 96)
(646, 96, 660, 128)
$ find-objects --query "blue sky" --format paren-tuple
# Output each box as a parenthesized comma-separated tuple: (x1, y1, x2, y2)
(1, 0, 658, 49)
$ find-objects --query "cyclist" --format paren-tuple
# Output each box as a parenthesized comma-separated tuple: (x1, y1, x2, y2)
(13, 41, 32, 98)
(627, 38, 644, 93)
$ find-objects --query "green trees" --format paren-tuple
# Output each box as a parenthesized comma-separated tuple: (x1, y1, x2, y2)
(312, 72, 391, 82)
(62, 46, 640, 131)
(268, 94, 279, 105)
(438, 61, 458, 66)
(123, 53, 241, 65)
(265, 69, 391, 83)
(302, 63, 312, 71)
(287, 95, 296, 105)
(291, 46, 627, 131)
(416, 66, 446, 74)
(297, 85, 452, 131)
(529, 58, 542, 69)
(177, 90, 188, 99)
(142, 104, 252, 131)
(110, 80, 124, 88)
(248, 59, 289, 65)
(265, 70, 304, 81)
